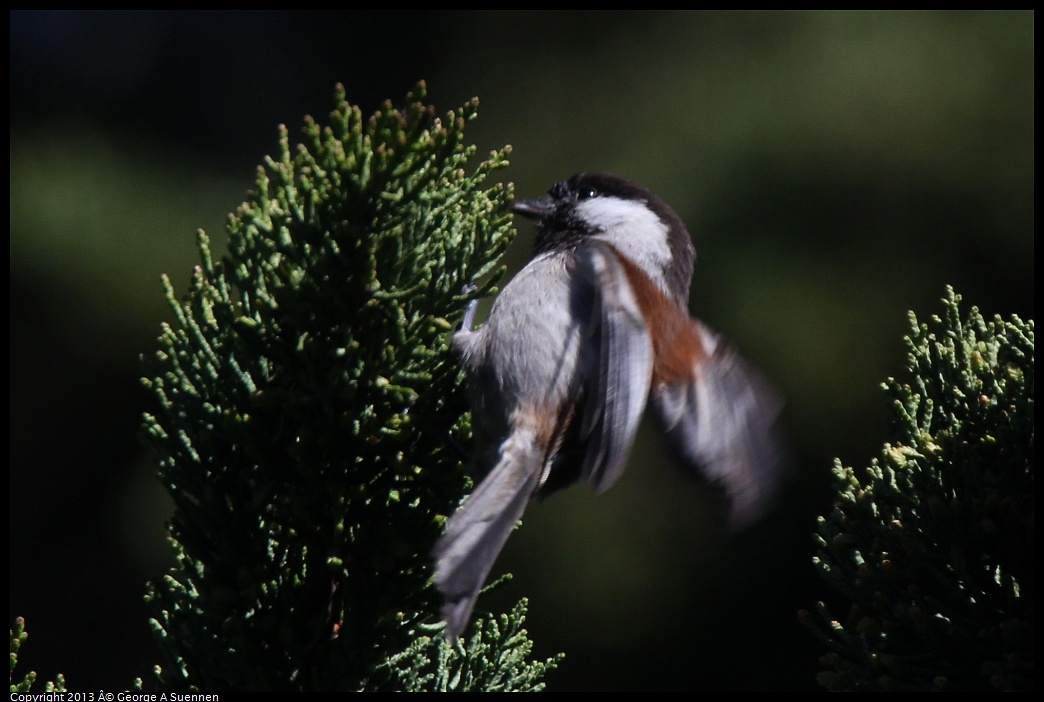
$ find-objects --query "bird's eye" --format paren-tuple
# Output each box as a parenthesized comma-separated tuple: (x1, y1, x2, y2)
(577, 187, 596, 201)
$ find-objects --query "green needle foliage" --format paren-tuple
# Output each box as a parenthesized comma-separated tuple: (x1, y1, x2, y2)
(9, 618, 65, 693)
(141, 84, 561, 691)
(806, 288, 1033, 691)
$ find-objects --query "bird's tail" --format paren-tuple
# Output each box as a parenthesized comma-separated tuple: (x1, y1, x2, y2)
(433, 427, 543, 639)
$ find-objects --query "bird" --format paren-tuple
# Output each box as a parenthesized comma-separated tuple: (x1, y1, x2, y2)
(433, 172, 785, 639)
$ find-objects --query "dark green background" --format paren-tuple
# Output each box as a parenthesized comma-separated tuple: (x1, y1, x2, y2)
(10, 11, 1033, 691)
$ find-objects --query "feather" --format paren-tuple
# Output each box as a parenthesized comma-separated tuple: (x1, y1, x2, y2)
(576, 241, 655, 493)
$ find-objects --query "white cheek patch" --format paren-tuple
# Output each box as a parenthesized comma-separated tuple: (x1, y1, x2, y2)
(577, 196, 672, 289)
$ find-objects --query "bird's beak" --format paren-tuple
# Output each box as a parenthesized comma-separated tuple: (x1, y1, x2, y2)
(510, 198, 553, 221)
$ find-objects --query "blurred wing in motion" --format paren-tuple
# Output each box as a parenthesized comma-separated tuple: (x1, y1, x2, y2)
(653, 322, 786, 527)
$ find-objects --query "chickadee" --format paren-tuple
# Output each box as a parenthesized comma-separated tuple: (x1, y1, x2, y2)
(433, 172, 785, 639)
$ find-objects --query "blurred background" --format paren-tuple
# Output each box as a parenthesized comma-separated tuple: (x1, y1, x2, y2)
(10, 11, 1033, 692)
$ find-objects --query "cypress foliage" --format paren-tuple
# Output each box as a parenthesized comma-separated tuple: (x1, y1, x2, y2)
(10, 618, 66, 693)
(806, 288, 1033, 691)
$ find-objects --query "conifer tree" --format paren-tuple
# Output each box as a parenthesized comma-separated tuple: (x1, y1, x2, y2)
(140, 84, 561, 691)
(806, 289, 1033, 691)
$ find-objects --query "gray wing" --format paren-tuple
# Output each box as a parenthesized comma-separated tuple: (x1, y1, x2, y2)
(653, 322, 786, 527)
(575, 241, 655, 493)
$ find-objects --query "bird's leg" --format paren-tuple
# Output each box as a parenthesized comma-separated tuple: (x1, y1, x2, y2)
(459, 283, 479, 333)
